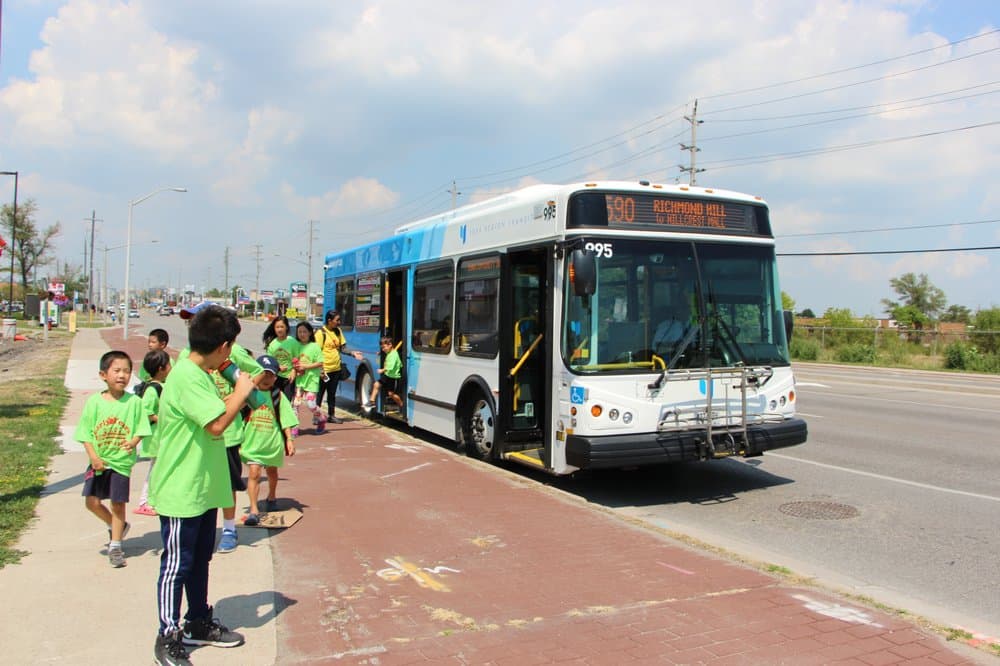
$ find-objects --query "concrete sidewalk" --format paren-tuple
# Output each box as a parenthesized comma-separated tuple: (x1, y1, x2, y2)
(0, 328, 276, 665)
(0, 326, 989, 664)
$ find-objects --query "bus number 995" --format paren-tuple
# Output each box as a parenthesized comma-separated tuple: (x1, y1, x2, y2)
(585, 242, 614, 258)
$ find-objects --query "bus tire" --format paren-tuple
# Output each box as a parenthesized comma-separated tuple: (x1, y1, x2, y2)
(460, 393, 497, 461)
(356, 369, 374, 414)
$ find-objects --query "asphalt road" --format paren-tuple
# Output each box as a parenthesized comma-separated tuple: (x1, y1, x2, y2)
(132, 314, 1000, 638)
(549, 363, 1000, 639)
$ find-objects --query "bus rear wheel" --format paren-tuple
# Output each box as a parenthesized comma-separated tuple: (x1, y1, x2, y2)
(461, 394, 497, 460)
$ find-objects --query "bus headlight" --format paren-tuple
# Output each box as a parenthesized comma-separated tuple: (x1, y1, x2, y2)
(622, 412, 633, 424)
(608, 409, 620, 421)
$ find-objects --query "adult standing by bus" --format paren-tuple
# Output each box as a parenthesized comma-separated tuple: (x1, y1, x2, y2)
(315, 310, 349, 423)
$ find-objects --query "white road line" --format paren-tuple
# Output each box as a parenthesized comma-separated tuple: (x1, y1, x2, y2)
(798, 389, 998, 414)
(795, 382, 829, 388)
(795, 412, 824, 418)
(766, 453, 1000, 503)
(381, 462, 432, 479)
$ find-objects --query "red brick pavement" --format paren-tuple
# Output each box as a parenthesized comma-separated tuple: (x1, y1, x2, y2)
(101, 328, 985, 665)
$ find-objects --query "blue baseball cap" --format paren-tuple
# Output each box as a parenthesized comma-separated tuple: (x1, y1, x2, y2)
(256, 355, 280, 375)
(179, 301, 218, 320)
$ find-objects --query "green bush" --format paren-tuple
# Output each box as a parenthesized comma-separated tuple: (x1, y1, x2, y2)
(943, 342, 971, 369)
(836, 343, 876, 364)
(967, 352, 1000, 373)
(790, 337, 820, 361)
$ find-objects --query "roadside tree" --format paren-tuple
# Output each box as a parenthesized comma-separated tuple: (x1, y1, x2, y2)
(881, 272, 946, 328)
(940, 304, 972, 323)
(1, 199, 61, 292)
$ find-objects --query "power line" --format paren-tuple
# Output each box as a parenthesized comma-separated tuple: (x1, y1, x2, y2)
(457, 105, 687, 184)
(700, 120, 1000, 170)
(696, 88, 999, 144)
(707, 80, 1000, 122)
(698, 28, 1000, 102)
(778, 245, 1000, 256)
(781, 218, 1000, 238)
(702, 46, 1000, 116)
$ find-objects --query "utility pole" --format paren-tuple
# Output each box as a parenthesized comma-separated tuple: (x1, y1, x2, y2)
(449, 181, 461, 209)
(307, 220, 318, 316)
(84, 211, 101, 320)
(254, 244, 262, 320)
(679, 99, 705, 185)
(224, 246, 230, 304)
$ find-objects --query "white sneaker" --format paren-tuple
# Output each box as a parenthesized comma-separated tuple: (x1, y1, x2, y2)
(362, 402, 373, 413)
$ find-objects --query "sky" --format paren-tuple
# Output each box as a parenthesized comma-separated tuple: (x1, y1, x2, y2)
(0, 0, 997, 316)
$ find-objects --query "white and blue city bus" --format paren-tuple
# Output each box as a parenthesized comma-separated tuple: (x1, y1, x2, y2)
(323, 180, 806, 475)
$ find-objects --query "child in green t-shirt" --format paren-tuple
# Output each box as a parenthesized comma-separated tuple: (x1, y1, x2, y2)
(263, 315, 300, 403)
(74, 350, 151, 568)
(240, 355, 298, 526)
(363, 336, 404, 414)
(138, 328, 171, 381)
(134, 349, 171, 517)
(292, 320, 327, 433)
(149, 304, 254, 662)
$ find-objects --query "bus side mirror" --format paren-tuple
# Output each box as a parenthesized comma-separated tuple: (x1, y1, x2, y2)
(783, 310, 794, 341)
(570, 249, 596, 297)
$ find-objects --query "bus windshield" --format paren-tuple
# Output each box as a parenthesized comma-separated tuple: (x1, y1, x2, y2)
(562, 239, 790, 372)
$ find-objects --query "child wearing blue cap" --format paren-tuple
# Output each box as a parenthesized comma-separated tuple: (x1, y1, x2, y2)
(240, 355, 298, 525)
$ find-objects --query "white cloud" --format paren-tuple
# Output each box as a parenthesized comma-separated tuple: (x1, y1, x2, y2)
(0, 0, 223, 158)
(211, 106, 303, 205)
(280, 177, 399, 222)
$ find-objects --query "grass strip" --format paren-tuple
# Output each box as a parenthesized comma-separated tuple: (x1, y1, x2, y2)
(0, 374, 68, 567)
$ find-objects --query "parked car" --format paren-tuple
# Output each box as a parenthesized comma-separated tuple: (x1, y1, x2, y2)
(129, 309, 140, 318)
(159, 306, 174, 316)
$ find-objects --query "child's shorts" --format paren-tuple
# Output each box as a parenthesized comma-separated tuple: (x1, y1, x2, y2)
(227, 445, 247, 492)
(380, 377, 400, 394)
(82, 467, 130, 503)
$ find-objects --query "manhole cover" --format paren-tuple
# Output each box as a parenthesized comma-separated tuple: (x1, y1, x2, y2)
(778, 501, 859, 520)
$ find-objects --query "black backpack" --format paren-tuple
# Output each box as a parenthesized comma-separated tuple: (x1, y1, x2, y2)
(133, 381, 163, 398)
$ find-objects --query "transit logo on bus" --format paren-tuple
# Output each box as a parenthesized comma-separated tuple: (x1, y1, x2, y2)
(459, 224, 467, 244)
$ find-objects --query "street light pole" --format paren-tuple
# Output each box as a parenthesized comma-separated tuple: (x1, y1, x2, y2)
(123, 187, 185, 339)
(1, 171, 18, 311)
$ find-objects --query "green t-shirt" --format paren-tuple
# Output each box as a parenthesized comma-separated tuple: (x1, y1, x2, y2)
(178, 343, 263, 447)
(383, 348, 402, 379)
(297, 341, 323, 393)
(148, 357, 231, 517)
(139, 382, 162, 457)
(240, 391, 298, 468)
(267, 336, 301, 379)
(74, 391, 151, 477)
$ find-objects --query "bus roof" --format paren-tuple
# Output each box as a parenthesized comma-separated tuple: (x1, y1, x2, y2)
(393, 181, 767, 235)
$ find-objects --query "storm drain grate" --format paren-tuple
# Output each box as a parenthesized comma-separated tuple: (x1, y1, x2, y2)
(778, 501, 859, 520)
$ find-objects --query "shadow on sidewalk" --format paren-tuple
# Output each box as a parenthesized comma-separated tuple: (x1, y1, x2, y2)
(215, 590, 298, 630)
(39, 470, 86, 497)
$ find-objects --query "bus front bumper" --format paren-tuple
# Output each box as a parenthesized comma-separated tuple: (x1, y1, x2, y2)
(565, 418, 807, 469)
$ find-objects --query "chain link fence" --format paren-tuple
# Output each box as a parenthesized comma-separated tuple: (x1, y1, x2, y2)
(790, 326, 1000, 373)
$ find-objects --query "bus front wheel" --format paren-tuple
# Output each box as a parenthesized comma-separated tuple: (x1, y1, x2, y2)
(460, 394, 497, 460)
(356, 369, 374, 414)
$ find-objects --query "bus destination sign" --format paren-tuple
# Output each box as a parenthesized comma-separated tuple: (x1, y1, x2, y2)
(606, 194, 753, 232)
(567, 191, 768, 236)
